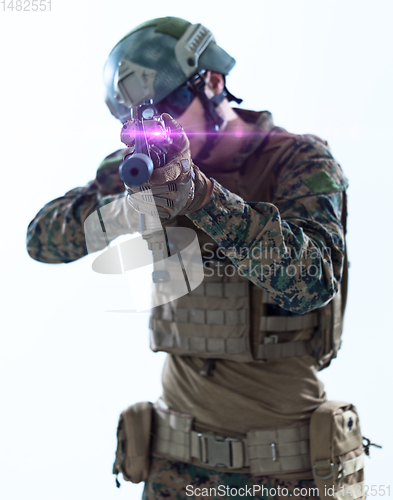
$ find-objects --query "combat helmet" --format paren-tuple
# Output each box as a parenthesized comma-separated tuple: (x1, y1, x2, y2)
(103, 16, 239, 125)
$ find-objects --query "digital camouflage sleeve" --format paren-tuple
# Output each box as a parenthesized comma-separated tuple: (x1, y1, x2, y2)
(26, 149, 129, 263)
(188, 134, 348, 314)
(27, 131, 348, 317)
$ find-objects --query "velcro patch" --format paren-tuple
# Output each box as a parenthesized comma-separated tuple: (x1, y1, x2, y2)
(303, 170, 340, 193)
(342, 410, 358, 434)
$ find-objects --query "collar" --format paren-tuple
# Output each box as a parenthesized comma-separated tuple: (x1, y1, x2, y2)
(196, 109, 276, 172)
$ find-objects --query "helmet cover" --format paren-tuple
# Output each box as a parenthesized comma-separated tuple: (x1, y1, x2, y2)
(104, 17, 236, 122)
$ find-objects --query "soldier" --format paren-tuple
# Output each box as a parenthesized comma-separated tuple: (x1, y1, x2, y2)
(27, 16, 350, 499)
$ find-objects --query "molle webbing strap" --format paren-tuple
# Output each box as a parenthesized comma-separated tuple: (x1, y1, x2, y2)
(188, 281, 248, 297)
(259, 312, 318, 332)
(152, 401, 311, 474)
(260, 289, 318, 331)
(341, 453, 364, 477)
(313, 453, 364, 481)
(151, 268, 322, 361)
(247, 425, 311, 474)
(163, 308, 247, 325)
(150, 329, 248, 356)
(152, 403, 193, 461)
(150, 275, 251, 360)
(257, 289, 317, 359)
(257, 340, 311, 360)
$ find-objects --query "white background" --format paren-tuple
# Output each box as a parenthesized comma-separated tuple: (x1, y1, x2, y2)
(1, 0, 392, 498)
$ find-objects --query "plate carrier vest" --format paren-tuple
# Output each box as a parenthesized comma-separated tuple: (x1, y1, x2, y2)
(149, 127, 348, 370)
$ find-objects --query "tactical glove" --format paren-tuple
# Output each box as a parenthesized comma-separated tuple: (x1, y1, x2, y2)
(127, 114, 210, 220)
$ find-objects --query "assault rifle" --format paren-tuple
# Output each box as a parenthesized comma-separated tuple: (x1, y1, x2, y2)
(119, 100, 172, 187)
(119, 100, 172, 283)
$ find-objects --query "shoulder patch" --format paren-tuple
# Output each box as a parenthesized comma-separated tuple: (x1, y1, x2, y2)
(302, 170, 340, 193)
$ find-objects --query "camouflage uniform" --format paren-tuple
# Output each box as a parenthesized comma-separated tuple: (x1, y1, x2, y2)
(27, 109, 348, 498)
(143, 457, 319, 499)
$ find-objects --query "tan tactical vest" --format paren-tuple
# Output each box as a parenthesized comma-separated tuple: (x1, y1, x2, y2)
(149, 129, 348, 370)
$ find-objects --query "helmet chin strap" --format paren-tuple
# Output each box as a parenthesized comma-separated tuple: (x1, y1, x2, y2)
(189, 74, 227, 162)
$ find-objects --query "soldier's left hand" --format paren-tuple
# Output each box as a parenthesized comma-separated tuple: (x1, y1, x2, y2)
(127, 114, 210, 220)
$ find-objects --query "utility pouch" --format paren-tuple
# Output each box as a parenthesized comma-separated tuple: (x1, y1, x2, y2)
(311, 289, 343, 370)
(112, 401, 153, 485)
(310, 401, 365, 500)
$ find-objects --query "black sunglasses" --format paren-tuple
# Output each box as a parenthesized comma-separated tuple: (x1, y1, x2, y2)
(155, 74, 206, 118)
(155, 82, 196, 118)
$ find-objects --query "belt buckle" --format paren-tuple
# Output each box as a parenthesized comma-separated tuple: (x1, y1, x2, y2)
(264, 334, 278, 345)
(198, 432, 242, 469)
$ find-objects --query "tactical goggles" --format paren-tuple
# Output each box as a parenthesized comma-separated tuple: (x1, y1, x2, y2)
(155, 81, 197, 118)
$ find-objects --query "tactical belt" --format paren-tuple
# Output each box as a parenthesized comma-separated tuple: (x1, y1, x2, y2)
(151, 400, 311, 475)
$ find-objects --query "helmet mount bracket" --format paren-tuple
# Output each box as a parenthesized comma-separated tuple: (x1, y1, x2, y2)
(114, 59, 157, 108)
